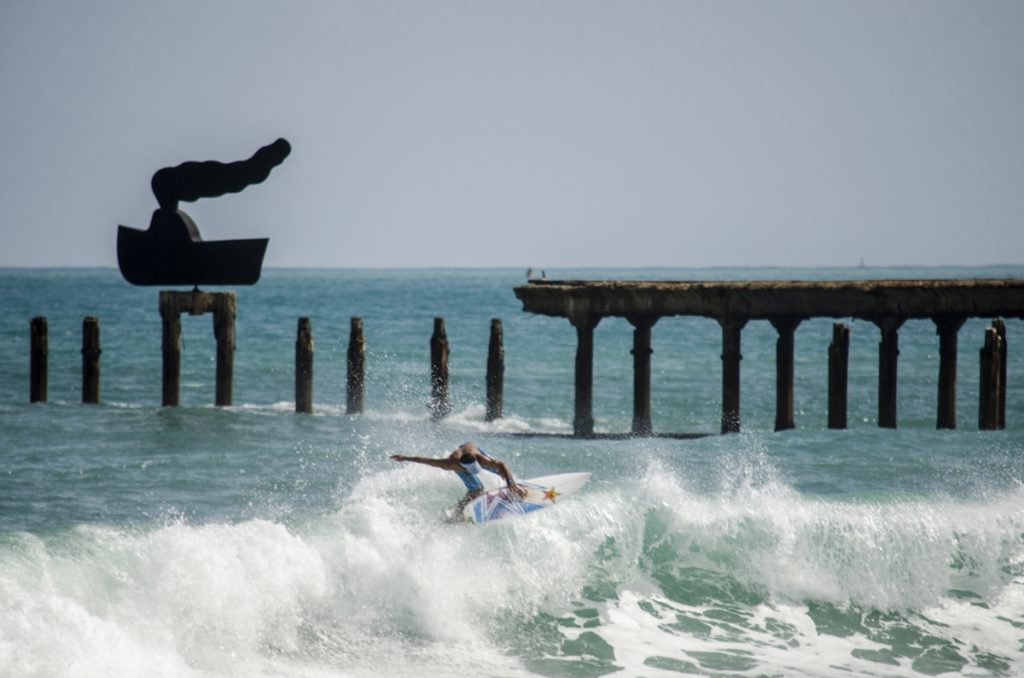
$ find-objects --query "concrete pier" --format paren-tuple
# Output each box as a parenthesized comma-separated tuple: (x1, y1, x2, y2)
(515, 279, 1024, 436)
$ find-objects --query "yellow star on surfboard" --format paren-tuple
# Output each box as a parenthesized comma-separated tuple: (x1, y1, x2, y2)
(543, 487, 560, 503)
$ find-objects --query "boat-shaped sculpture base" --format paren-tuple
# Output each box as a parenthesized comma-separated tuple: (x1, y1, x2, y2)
(117, 209, 268, 287)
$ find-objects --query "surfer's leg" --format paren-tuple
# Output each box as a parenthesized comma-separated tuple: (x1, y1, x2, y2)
(454, 489, 482, 514)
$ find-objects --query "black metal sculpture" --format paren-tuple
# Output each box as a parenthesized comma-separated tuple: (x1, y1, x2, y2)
(117, 138, 291, 287)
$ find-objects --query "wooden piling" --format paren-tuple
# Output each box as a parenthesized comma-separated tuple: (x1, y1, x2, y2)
(572, 314, 600, 437)
(29, 316, 48, 403)
(934, 316, 966, 429)
(771, 317, 801, 431)
(629, 315, 657, 436)
(994, 319, 1007, 429)
(875, 317, 903, 428)
(485, 318, 504, 421)
(429, 317, 450, 420)
(346, 317, 366, 415)
(81, 316, 101, 404)
(979, 326, 1002, 431)
(719, 317, 746, 434)
(827, 322, 850, 430)
(295, 318, 314, 413)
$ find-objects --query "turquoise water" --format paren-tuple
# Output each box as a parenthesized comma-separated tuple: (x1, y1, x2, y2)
(1, 267, 1023, 677)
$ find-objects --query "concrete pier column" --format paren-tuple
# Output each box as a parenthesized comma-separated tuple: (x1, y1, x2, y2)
(347, 317, 366, 414)
(295, 317, 314, 414)
(30, 316, 48, 403)
(828, 323, 850, 430)
(161, 308, 181, 407)
(979, 326, 1002, 430)
(770, 317, 801, 431)
(82, 316, 101, 404)
(934, 316, 966, 429)
(571, 314, 601, 438)
(874, 317, 904, 428)
(429, 318, 451, 420)
(718, 317, 747, 434)
(993, 320, 1007, 429)
(213, 299, 236, 407)
(628, 315, 658, 436)
(485, 318, 504, 421)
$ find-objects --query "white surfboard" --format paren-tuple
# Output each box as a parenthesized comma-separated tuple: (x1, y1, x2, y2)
(446, 472, 591, 524)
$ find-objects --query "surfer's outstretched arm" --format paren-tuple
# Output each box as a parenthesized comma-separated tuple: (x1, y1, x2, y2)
(151, 138, 292, 210)
(390, 454, 459, 471)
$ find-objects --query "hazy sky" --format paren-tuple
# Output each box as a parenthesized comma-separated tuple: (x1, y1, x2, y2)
(2, 1, 1022, 269)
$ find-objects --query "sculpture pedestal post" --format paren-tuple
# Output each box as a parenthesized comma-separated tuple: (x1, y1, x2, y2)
(159, 291, 237, 407)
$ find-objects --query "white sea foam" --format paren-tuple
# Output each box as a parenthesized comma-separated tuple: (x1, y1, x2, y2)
(1, 447, 1022, 676)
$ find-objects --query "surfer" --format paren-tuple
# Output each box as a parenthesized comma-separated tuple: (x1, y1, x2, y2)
(390, 441, 526, 512)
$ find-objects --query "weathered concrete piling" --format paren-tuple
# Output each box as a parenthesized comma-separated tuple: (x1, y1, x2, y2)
(486, 318, 504, 421)
(630, 315, 657, 435)
(979, 325, 1002, 430)
(772, 317, 799, 431)
(934, 317, 966, 429)
(295, 317, 314, 413)
(160, 291, 236, 407)
(515, 279, 1024, 436)
(81, 316, 101, 404)
(347, 317, 365, 415)
(30, 316, 47, 403)
(994, 319, 1007, 429)
(572, 314, 599, 437)
(828, 323, 850, 429)
(719, 318, 744, 434)
(429, 318, 451, 420)
(875, 318, 902, 429)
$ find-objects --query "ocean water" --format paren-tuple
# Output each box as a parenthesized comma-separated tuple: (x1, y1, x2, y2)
(1, 267, 1023, 678)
